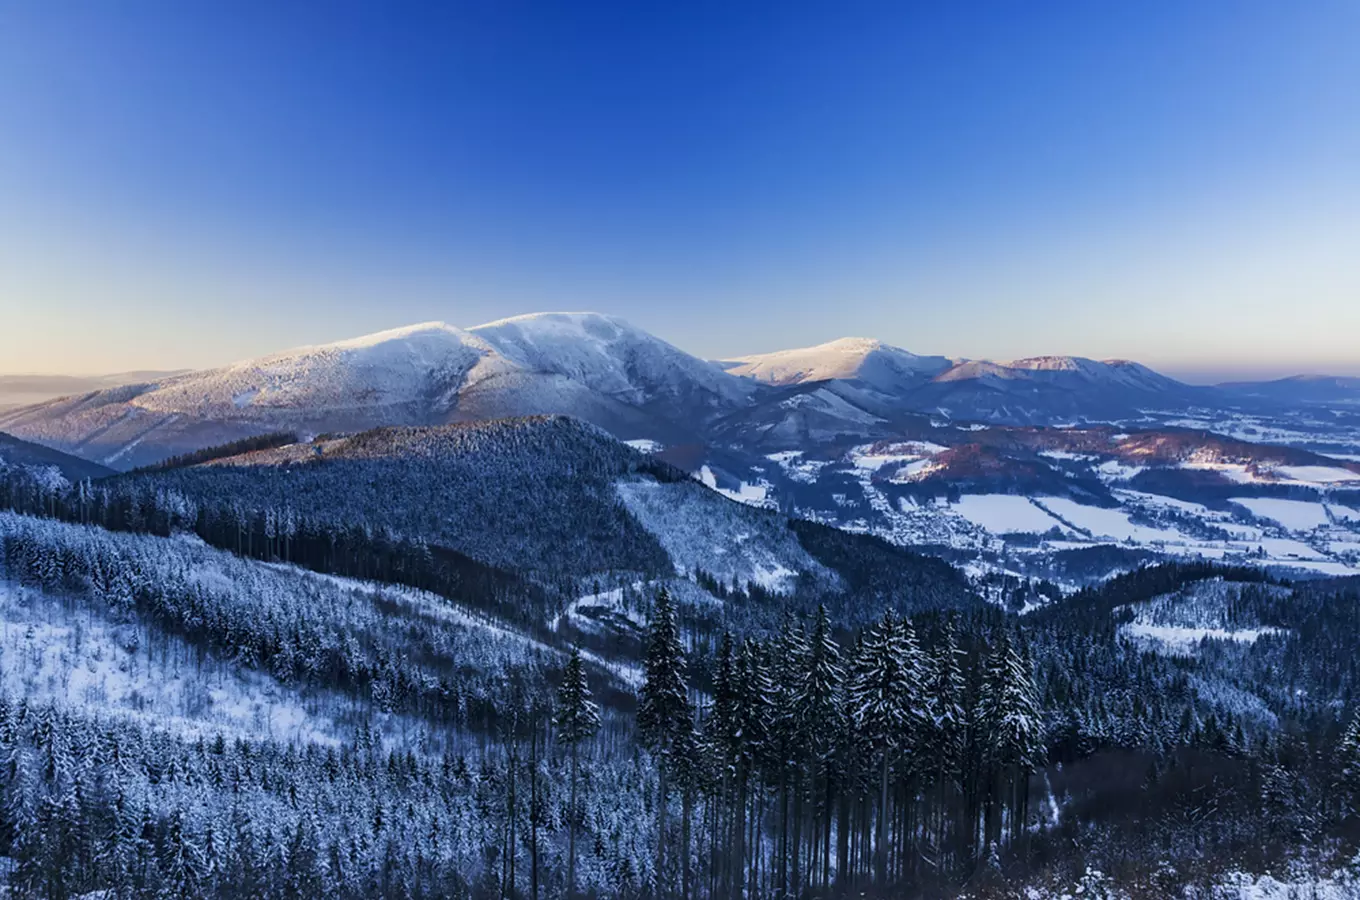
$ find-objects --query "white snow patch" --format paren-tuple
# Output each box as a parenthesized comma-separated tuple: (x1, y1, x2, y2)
(951, 495, 1065, 535)
(1122, 623, 1281, 655)
(1230, 497, 1332, 531)
(697, 465, 770, 505)
(1039, 497, 1185, 544)
(1275, 464, 1360, 484)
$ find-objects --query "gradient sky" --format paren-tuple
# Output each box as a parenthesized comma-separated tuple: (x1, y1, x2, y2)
(1, 1, 1358, 382)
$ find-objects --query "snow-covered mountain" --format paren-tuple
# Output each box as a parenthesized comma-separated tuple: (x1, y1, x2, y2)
(0, 313, 1344, 471)
(1220, 374, 1360, 407)
(0, 312, 756, 469)
(712, 344, 1208, 448)
(719, 337, 952, 391)
(901, 355, 1208, 424)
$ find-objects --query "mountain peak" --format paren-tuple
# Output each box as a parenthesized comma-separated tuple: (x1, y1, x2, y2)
(721, 336, 949, 388)
(321, 321, 473, 352)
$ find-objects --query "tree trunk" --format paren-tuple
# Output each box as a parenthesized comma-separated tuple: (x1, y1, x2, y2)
(876, 756, 889, 885)
(835, 790, 849, 888)
(823, 771, 834, 890)
(792, 771, 802, 897)
(681, 786, 692, 900)
(656, 763, 667, 900)
(567, 744, 579, 900)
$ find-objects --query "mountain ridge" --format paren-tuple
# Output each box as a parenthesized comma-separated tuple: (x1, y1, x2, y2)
(1, 311, 1352, 469)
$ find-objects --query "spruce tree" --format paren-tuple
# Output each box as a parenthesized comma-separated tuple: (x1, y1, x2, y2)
(848, 611, 923, 886)
(795, 605, 844, 891)
(1337, 710, 1360, 816)
(555, 648, 601, 899)
(637, 588, 692, 896)
(926, 615, 966, 863)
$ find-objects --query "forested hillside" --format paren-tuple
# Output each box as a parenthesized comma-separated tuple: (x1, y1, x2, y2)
(2, 420, 1360, 897)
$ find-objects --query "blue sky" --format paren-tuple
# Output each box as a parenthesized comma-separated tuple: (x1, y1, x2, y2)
(1, 1, 1357, 381)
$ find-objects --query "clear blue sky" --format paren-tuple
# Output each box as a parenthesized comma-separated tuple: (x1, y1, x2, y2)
(1, 1, 1357, 381)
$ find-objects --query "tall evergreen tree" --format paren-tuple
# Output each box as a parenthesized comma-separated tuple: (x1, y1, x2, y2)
(794, 605, 844, 891)
(848, 611, 923, 885)
(1336, 710, 1360, 816)
(555, 648, 601, 899)
(637, 589, 692, 897)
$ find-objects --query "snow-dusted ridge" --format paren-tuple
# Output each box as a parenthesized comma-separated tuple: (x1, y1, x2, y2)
(719, 336, 952, 388)
(0, 311, 758, 469)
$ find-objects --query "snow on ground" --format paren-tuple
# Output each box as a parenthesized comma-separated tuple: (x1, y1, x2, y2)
(1114, 489, 1214, 517)
(1212, 869, 1360, 899)
(1039, 450, 1094, 462)
(1253, 536, 1329, 560)
(1121, 623, 1280, 655)
(887, 458, 946, 482)
(552, 582, 645, 634)
(765, 450, 831, 484)
(617, 478, 829, 594)
(1096, 459, 1145, 481)
(1037, 497, 1186, 544)
(972, 865, 1360, 899)
(0, 579, 340, 745)
(1276, 464, 1360, 484)
(1230, 497, 1332, 531)
(950, 494, 1065, 535)
(697, 465, 771, 505)
(1333, 505, 1360, 523)
(1180, 460, 1263, 484)
(624, 438, 663, 453)
(848, 441, 945, 471)
(777, 387, 884, 424)
(267, 560, 561, 661)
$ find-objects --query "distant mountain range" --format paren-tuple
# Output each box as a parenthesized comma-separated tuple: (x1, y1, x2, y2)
(0, 430, 116, 482)
(1219, 374, 1360, 406)
(0, 311, 1354, 470)
(0, 370, 187, 412)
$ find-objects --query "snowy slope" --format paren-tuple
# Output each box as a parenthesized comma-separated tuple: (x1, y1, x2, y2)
(719, 337, 951, 392)
(471, 312, 755, 410)
(0, 313, 756, 469)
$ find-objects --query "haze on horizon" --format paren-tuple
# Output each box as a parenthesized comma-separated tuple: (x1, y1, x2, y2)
(1, 2, 1358, 382)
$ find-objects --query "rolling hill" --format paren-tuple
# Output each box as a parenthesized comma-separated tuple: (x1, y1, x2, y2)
(0, 313, 756, 470)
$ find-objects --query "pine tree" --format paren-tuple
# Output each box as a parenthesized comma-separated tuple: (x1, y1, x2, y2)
(794, 605, 844, 892)
(977, 630, 1044, 850)
(555, 648, 601, 900)
(637, 588, 692, 897)
(1337, 710, 1360, 816)
(848, 611, 923, 886)
(925, 615, 966, 864)
(769, 615, 811, 896)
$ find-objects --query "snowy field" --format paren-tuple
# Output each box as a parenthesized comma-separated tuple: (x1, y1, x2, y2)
(1038, 497, 1186, 544)
(1121, 622, 1280, 656)
(950, 494, 1064, 534)
(1230, 497, 1332, 531)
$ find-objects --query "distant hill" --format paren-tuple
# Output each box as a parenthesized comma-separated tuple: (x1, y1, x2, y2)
(94, 416, 976, 628)
(1219, 374, 1360, 406)
(0, 370, 186, 411)
(0, 430, 115, 482)
(0, 314, 755, 469)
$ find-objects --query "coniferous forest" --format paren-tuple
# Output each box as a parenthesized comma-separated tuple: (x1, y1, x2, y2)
(2, 444, 1360, 899)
